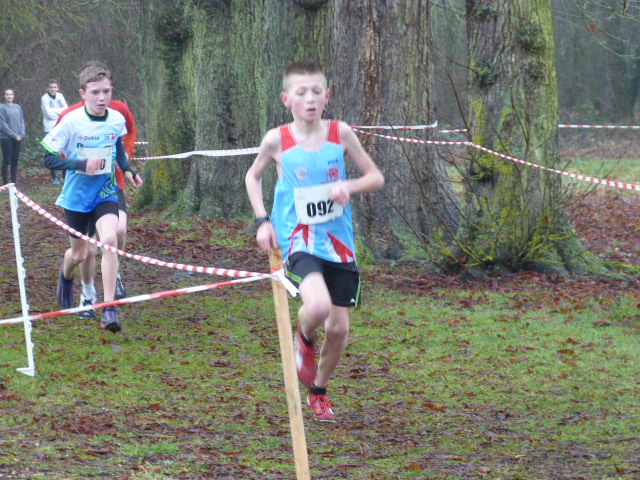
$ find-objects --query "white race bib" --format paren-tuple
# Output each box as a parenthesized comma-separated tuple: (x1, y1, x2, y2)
(294, 183, 344, 225)
(77, 146, 113, 175)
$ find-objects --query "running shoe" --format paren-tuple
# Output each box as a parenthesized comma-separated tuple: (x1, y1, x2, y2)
(77, 293, 97, 320)
(294, 326, 317, 387)
(100, 306, 121, 333)
(56, 268, 74, 309)
(52, 178, 61, 185)
(307, 392, 337, 422)
(115, 274, 127, 300)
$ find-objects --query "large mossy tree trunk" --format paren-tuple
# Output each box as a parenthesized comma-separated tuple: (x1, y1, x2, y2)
(331, 0, 460, 261)
(137, 2, 195, 212)
(137, 0, 331, 217)
(459, 0, 605, 275)
(138, 0, 459, 262)
(179, 1, 335, 218)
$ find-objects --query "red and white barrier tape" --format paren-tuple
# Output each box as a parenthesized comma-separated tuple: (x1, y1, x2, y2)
(559, 124, 640, 129)
(130, 123, 638, 160)
(13, 189, 272, 280)
(350, 121, 438, 130)
(0, 276, 263, 326)
(355, 129, 640, 192)
(132, 126, 439, 160)
(438, 129, 468, 133)
(134, 141, 148, 145)
(353, 123, 640, 130)
(352, 129, 469, 146)
(352, 123, 640, 131)
(134, 146, 260, 161)
(438, 125, 640, 132)
(350, 124, 469, 134)
(472, 144, 640, 191)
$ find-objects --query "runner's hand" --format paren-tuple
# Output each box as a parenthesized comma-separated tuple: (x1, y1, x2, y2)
(125, 171, 144, 188)
(85, 157, 102, 175)
(257, 222, 278, 252)
(330, 182, 350, 206)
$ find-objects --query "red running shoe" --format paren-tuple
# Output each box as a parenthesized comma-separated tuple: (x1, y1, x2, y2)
(307, 392, 337, 422)
(294, 326, 317, 387)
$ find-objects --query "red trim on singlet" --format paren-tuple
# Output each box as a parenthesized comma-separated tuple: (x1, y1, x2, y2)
(280, 120, 341, 153)
(327, 120, 341, 144)
(280, 124, 297, 153)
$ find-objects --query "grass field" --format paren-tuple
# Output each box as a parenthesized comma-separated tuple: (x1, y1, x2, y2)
(0, 157, 638, 479)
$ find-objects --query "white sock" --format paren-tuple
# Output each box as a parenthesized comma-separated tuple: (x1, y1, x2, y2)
(82, 282, 97, 300)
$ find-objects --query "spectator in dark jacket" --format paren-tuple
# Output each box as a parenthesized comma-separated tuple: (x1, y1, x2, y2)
(0, 88, 26, 185)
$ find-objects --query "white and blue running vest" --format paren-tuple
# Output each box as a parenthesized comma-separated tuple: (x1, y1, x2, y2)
(41, 107, 126, 213)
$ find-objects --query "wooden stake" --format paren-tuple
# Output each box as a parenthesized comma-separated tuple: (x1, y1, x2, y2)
(269, 248, 311, 480)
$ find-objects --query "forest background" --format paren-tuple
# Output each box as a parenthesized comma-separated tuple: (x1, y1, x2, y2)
(1, 0, 639, 274)
(2, 1, 638, 151)
(1, 1, 639, 478)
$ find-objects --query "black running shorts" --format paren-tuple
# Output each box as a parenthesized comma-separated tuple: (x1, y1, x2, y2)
(117, 189, 127, 214)
(285, 252, 361, 307)
(65, 201, 118, 239)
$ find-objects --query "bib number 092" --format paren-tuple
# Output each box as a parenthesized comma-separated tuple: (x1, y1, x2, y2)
(306, 199, 334, 218)
(294, 183, 344, 225)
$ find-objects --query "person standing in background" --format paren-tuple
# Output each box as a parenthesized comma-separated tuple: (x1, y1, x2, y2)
(41, 79, 68, 184)
(0, 88, 26, 185)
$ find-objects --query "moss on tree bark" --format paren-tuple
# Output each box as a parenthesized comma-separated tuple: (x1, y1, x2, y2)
(459, 0, 607, 275)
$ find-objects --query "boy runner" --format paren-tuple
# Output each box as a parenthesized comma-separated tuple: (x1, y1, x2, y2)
(245, 60, 384, 422)
(57, 95, 142, 318)
(41, 61, 140, 333)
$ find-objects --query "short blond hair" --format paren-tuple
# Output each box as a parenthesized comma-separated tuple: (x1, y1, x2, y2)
(79, 61, 111, 90)
(283, 59, 325, 91)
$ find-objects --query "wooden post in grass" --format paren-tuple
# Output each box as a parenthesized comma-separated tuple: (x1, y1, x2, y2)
(268, 248, 311, 480)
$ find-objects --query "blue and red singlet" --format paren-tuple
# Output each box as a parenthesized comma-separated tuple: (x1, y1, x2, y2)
(271, 120, 356, 264)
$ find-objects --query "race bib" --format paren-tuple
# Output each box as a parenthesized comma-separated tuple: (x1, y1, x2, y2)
(77, 146, 113, 175)
(294, 183, 344, 225)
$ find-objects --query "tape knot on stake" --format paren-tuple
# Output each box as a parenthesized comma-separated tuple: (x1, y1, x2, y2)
(271, 269, 299, 297)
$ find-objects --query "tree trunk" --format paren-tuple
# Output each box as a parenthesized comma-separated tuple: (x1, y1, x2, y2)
(138, 1, 460, 262)
(460, 0, 606, 275)
(137, 0, 332, 217)
(137, 1, 195, 211)
(179, 1, 335, 218)
(327, 0, 460, 261)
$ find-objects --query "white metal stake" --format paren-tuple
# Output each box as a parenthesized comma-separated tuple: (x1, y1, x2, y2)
(9, 184, 35, 376)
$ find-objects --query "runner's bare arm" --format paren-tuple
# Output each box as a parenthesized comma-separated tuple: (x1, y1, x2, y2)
(245, 128, 281, 251)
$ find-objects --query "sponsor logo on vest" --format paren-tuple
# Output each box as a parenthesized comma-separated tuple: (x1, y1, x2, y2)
(327, 167, 340, 182)
(294, 167, 310, 185)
